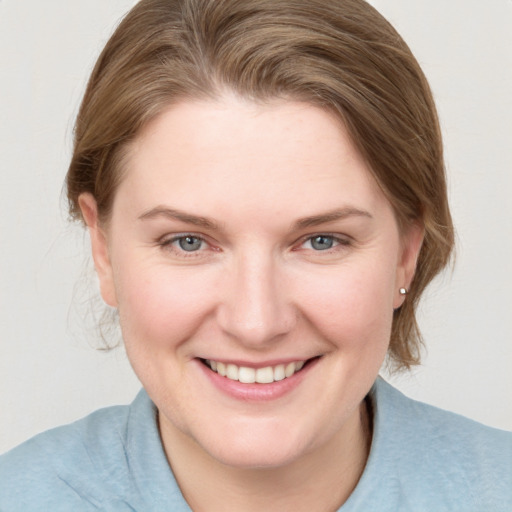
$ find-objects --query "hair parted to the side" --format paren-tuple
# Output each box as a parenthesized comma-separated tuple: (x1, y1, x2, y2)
(66, 0, 454, 371)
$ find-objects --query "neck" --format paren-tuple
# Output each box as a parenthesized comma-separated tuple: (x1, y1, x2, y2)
(159, 398, 372, 512)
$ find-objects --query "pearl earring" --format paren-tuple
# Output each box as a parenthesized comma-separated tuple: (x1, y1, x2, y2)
(399, 287, 408, 296)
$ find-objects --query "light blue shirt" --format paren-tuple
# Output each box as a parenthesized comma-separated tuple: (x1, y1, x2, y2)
(1, 378, 511, 511)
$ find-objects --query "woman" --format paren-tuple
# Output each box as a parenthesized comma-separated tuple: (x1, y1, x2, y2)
(0, 0, 510, 510)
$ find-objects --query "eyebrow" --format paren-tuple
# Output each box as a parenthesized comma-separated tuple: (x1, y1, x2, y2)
(294, 207, 373, 229)
(138, 205, 372, 231)
(138, 206, 220, 230)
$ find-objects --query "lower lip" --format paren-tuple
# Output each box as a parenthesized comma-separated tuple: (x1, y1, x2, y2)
(196, 358, 319, 402)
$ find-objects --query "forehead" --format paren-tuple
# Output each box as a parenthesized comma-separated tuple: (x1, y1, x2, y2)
(116, 96, 391, 224)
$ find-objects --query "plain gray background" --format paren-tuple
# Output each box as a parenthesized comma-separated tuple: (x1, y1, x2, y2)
(1, 0, 511, 453)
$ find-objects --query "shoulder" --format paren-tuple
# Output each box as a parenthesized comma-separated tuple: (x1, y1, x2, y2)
(0, 390, 189, 511)
(375, 377, 512, 462)
(363, 378, 512, 511)
(0, 392, 144, 511)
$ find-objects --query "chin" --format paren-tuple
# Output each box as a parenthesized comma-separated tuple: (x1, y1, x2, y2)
(193, 420, 315, 470)
(209, 440, 306, 470)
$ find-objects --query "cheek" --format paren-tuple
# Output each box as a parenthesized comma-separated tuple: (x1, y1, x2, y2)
(113, 261, 218, 351)
(294, 261, 397, 349)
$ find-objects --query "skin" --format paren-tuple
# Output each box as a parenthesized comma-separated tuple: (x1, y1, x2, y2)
(80, 95, 423, 511)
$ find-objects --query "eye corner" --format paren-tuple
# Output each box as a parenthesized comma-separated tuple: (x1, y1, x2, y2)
(156, 232, 207, 255)
(290, 233, 354, 258)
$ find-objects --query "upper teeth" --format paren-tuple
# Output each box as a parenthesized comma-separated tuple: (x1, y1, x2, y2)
(206, 360, 305, 384)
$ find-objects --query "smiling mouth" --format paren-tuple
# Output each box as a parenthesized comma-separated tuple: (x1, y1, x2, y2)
(201, 358, 317, 384)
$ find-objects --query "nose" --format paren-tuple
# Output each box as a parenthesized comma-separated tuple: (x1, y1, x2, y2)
(216, 249, 296, 348)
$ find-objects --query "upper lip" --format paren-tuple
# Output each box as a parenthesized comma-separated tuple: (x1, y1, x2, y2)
(198, 356, 319, 369)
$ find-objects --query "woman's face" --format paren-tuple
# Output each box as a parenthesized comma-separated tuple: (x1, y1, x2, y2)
(82, 96, 421, 469)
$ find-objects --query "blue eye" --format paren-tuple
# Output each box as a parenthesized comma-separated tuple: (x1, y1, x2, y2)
(309, 235, 335, 251)
(176, 236, 204, 252)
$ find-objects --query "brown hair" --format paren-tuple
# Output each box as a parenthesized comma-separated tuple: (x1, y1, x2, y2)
(67, 0, 454, 370)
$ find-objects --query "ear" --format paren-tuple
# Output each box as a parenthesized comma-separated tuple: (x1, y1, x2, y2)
(393, 221, 424, 309)
(78, 193, 118, 308)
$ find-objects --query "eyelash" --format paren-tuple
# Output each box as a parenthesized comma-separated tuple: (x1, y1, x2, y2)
(158, 233, 351, 256)
(159, 234, 210, 256)
(298, 234, 351, 252)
